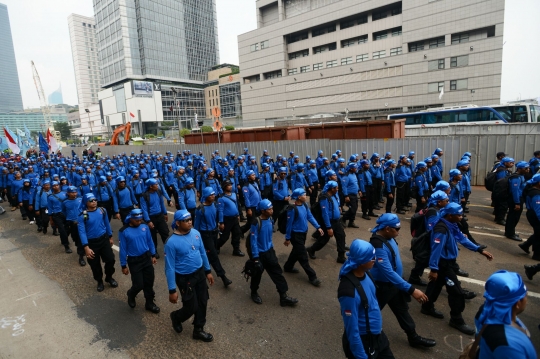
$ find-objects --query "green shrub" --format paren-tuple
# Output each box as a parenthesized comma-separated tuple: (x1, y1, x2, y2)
(224, 125, 235, 131)
(180, 129, 191, 137)
(201, 126, 213, 133)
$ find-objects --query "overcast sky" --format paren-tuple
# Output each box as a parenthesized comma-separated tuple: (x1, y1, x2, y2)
(2, 0, 538, 109)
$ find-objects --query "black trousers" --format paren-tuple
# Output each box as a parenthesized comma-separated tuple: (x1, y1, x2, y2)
(343, 331, 394, 359)
(284, 232, 317, 281)
(171, 267, 209, 329)
(250, 248, 288, 294)
(35, 209, 49, 229)
(504, 201, 523, 237)
(311, 219, 346, 255)
(493, 198, 508, 222)
(66, 220, 85, 256)
(127, 252, 155, 302)
(97, 200, 114, 222)
(200, 230, 226, 277)
(422, 259, 465, 320)
(272, 200, 289, 222)
(343, 194, 358, 222)
(119, 206, 134, 224)
(415, 195, 426, 213)
(396, 182, 408, 210)
(372, 178, 383, 207)
(376, 282, 415, 335)
(241, 206, 257, 233)
(409, 259, 428, 280)
(50, 213, 69, 246)
(21, 200, 34, 221)
(149, 214, 170, 251)
(523, 210, 540, 254)
(309, 182, 319, 207)
(385, 188, 395, 213)
(361, 185, 373, 215)
(87, 234, 116, 282)
(218, 216, 242, 251)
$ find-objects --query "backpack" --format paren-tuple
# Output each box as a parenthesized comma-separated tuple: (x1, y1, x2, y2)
(410, 231, 431, 262)
(484, 168, 501, 191)
(244, 217, 262, 262)
(410, 172, 420, 198)
(492, 173, 519, 203)
(277, 203, 305, 234)
(311, 193, 331, 225)
(410, 208, 428, 237)
(522, 182, 535, 203)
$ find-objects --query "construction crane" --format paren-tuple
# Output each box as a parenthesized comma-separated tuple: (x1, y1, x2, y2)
(31, 61, 53, 131)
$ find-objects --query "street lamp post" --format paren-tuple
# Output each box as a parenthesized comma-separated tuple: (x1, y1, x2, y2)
(85, 109, 93, 144)
(170, 87, 178, 139)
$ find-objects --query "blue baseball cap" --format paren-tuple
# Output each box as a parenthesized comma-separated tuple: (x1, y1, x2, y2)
(291, 188, 306, 199)
(257, 199, 273, 211)
(516, 161, 529, 169)
(67, 186, 78, 193)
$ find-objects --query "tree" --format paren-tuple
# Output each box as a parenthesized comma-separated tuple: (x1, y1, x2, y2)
(201, 126, 213, 133)
(53, 122, 72, 140)
(180, 129, 191, 137)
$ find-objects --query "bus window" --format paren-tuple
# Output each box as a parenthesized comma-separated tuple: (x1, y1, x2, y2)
(494, 106, 512, 121)
(511, 106, 527, 123)
(424, 114, 436, 124)
(531, 106, 540, 123)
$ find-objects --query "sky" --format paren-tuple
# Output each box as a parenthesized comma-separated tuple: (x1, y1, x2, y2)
(1, 0, 538, 109)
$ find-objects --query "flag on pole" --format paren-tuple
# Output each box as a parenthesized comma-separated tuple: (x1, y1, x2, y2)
(16, 128, 25, 137)
(24, 125, 35, 146)
(439, 87, 444, 100)
(3, 127, 20, 154)
(47, 128, 58, 153)
(0, 137, 7, 152)
(39, 132, 49, 154)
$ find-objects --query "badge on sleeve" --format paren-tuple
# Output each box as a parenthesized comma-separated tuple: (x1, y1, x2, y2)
(344, 310, 352, 316)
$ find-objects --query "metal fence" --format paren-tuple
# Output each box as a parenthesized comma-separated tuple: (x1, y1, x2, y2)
(405, 123, 540, 137)
(90, 134, 540, 186)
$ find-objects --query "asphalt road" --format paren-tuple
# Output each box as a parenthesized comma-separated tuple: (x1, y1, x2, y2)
(0, 187, 538, 359)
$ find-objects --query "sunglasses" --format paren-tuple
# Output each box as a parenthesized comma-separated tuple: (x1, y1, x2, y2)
(391, 227, 401, 231)
(88, 199, 97, 202)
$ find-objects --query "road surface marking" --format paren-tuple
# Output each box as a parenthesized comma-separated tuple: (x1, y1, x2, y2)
(112, 245, 119, 252)
(469, 231, 505, 239)
(468, 204, 493, 209)
(423, 269, 540, 299)
(16, 292, 42, 301)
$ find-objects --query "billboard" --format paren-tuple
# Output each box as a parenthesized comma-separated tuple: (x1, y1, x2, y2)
(132, 81, 153, 97)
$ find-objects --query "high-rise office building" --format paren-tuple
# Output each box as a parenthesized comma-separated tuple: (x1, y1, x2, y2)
(68, 14, 102, 109)
(93, 0, 219, 87)
(0, 3, 24, 112)
(48, 84, 64, 105)
(238, 0, 505, 127)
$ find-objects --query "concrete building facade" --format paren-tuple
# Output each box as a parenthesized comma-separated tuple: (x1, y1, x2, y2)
(204, 64, 242, 127)
(68, 14, 102, 109)
(0, 3, 23, 112)
(238, 0, 505, 127)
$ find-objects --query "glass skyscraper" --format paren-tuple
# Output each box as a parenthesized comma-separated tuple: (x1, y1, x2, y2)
(93, 0, 219, 87)
(0, 3, 24, 112)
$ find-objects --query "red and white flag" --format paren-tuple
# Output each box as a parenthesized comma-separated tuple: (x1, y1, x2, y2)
(130, 112, 135, 118)
(3, 127, 20, 154)
(46, 128, 58, 153)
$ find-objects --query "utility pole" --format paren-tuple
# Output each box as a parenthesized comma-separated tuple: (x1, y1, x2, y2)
(85, 109, 93, 143)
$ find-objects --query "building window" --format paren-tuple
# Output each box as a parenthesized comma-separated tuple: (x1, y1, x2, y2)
(326, 60, 338, 68)
(451, 33, 469, 44)
(451, 55, 469, 67)
(408, 42, 425, 52)
(341, 57, 353, 65)
(313, 43, 337, 54)
(438, 59, 445, 69)
(390, 47, 402, 56)
(250, 43, 259, 52)
(450, 79, 468, 90)
(391, 7, 402, 15)
(372, 10, 387, 21)
(288, 68, 298, 75)
(340, 20, 355, 30)
(429, 37, 445, 48)
(312, 24, 336, 38)
(289, 49, 309, 60)
(357, 35, 368, 44)
(374, 30, 388, 41)
(342, 39, 356, 48)
(391, 27, 402, 37)
(244, 75, 260, 84)
(372, 50, 386, 59)
(428, 82, 445, 93)
(357, 54, 369, 62)
(264, 70, 282, 80)
(287, 32, 308, 44)
(261, 40, 269, 49)
(313, 63, 323, 70)
(300, 65, 311, 73)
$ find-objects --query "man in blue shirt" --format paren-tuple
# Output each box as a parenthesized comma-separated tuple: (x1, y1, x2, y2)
(493, 157, 515, 225)
(18, 179, 35, 223)
(307, 181, 347, 263)
(194, 187, 232, 288)
(412, 162, 429, 213)
(140, 179, 169, 259)
(62, 186, 85, 266)
(284, 188, 324, 286)
(93, 176, 116, 222)
(519, 174, 540, 260)
(421, 203, 494, 335)
(166, 210, 214, 342)
(341, 164, 362, 228)
(474, 270, 535, 359)
(113, 176, 138, 223)
(395, 157, 412, 214)
(217, 180, 244, 257)
(248, 199, 298, 307)
(504, 161, 529, 241)
(78, 193, 117, 292)
(271, 167, 291, 224)
(240, 170, 261, 234)
(338, 239, 394, 359)
(34, 180, 51, 234)
(369, 214, 436, 348)
(120, 209, 159, 313)
(48, 181, 71, 252)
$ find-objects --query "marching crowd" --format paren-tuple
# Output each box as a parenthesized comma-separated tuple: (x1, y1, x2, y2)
(0, 146, 538, 358)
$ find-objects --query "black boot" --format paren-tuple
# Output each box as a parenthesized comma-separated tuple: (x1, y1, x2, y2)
(52, 228, 59, 236)
(408, 276, 427, 286)
(336, 253, 346, 263)
(524, 264, 539, 280)
(145, 299, 160, 313)
(64, 246, 72, 254)
(170, 312, 183, 333)
(220, 275, 232, 288)
(78, 255, 86, 266)
(43, 227, 47, 234)
(251, 291, 262, 304)
(127, 291, 136, 308)
(279, 292, 298, 307)
(193, 327, 213, 342)
(348, 221, 359, 228)
(306, 246, 316, 259)
(449, 318, 475, 335)
(407, 332, 436, 348)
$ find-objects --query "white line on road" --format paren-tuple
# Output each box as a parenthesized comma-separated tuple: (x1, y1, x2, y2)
(469, 231, 505, 239)
(423, 269, 540, 299)
(16, 292, 42, 301)
(112, 245, 119, 252)
(7, 269, 12, 275)
(167, 211, 175, 215)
